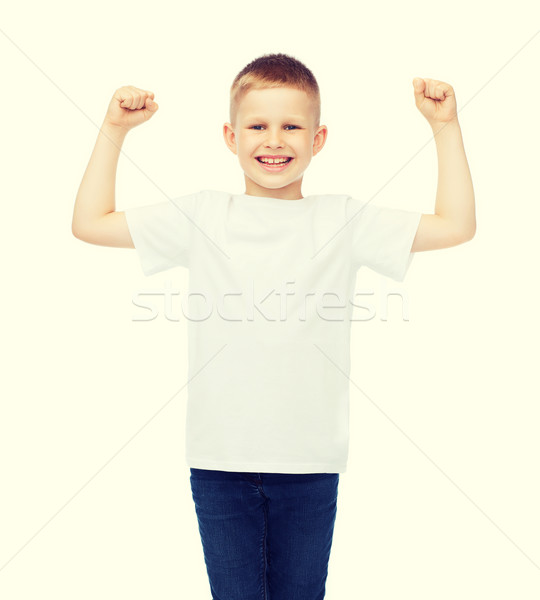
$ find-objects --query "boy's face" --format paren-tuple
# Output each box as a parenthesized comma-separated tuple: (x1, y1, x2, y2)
(223, 87, 328, 200)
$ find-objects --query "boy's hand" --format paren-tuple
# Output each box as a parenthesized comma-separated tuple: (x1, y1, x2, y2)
(412, 78, 457, 127)
(103, 85, 159, 132)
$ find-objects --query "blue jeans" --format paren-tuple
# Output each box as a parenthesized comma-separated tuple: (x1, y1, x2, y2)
(189, 468, 340, 600)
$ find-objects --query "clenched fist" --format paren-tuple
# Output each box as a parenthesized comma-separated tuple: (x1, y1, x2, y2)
(103, 85, 159, 131)
(412, 78, 457, 127)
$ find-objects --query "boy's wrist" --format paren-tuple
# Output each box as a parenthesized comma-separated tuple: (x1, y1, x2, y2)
(100, 119, 130, 139)
(430, 117, 460, 135)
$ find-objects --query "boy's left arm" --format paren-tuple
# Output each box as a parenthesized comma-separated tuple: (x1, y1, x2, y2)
(410, 78, 476, 252)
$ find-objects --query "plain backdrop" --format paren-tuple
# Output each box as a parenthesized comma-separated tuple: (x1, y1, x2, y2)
(1, 1, 539, 598)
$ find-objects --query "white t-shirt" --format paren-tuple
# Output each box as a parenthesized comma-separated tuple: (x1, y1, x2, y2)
(125, 189, 422, 474)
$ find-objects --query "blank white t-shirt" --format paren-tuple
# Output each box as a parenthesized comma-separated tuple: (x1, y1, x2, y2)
(125, 189, 422, 473)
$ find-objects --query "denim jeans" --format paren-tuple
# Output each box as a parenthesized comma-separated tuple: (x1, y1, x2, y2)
(189, 468, 340, 600)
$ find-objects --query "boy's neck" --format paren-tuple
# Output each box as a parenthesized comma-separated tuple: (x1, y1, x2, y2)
(244, 180, 304, 201)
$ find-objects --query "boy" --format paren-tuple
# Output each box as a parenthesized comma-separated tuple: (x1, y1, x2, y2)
(72, 53, 475, 599)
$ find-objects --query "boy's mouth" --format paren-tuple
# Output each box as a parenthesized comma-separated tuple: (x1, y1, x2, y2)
(255, 156, 293, 172)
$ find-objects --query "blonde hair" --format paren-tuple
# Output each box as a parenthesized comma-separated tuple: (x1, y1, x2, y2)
(229, 53, 321, 129)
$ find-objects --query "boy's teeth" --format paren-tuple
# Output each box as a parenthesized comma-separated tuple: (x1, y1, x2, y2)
(259, 157, 289, 164)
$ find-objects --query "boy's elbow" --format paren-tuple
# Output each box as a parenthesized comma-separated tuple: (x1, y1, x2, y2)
(72, 219, 93, 243)
(72, 220, 86, 241)
(455, 229, 475, 246)
(72, 221, 81, 239)
(462, 222, 476, 243)
(454, 218, 476, 245)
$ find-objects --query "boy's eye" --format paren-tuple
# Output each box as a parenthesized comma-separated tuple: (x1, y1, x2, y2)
(249, 125, 299, 131)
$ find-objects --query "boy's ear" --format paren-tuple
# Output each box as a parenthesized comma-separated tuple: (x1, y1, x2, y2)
(223, 122, 237, 155)
(312, 125, 328, 157)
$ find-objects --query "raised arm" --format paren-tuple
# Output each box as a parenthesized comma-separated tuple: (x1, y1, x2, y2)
(71, 86, 159, 247)
(409, 78, 476, 252)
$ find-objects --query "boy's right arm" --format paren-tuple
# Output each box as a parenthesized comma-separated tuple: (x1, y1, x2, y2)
(71, 86, 159, 248)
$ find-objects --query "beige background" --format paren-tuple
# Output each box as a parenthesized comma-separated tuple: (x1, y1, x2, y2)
(1, 0, 539, 597)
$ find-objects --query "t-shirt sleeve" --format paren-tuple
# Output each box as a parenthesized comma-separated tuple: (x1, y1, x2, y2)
(124, 192, 199, 276)
(347, 197, 422, 282)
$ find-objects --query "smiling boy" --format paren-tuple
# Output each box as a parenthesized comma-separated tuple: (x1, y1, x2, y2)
(72, 53, 475, 599)
(224, 85, 327, 199)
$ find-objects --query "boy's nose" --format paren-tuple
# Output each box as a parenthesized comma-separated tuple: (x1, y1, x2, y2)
(264, 129, 285, 148)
